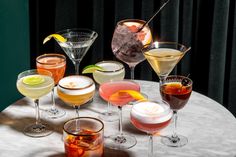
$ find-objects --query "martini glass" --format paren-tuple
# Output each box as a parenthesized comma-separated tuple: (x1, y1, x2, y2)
(142, 42, 191, 85)
(111, 19, 152, 79)
(16, 69, 54, 137)
(56, 28, 98, 74)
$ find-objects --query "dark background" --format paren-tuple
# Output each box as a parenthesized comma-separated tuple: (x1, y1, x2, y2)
(28, 0, 236, 116)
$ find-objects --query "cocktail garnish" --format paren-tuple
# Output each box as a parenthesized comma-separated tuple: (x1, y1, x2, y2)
(43, 34, 67, 44)
(23, 75, 45, 85)
(82, 65, 105, 74)
(181, 78, 189, 86)
(109, 90, 147, 102)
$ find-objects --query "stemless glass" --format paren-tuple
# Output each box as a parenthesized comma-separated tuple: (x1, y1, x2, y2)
(63, 117, 104, 157)
(93, 60, 125, 122)
(56, 28, 98, 74)
(131, 100, 172, 157)
(99, 80, 140, 149)
(57, 75, 95, 117)
(36, 53, 66, 119)
(112, 19, 152, 79)
(16, 69, 54, 137)
(160, 75, 192, 147)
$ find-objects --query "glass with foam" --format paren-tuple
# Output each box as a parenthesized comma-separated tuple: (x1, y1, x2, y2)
(130, 100, 172, 157)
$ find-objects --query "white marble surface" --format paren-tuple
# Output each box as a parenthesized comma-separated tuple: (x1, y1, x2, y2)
(0, 80, 236, 157)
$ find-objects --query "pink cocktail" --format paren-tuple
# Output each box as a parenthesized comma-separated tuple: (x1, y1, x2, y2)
(99, 80, 140, 149)
(99, 81, 140, 106)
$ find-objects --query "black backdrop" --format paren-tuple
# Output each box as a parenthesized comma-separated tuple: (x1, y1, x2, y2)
(29, 0, 236, 116)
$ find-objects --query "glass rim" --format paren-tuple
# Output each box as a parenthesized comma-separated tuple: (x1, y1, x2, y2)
(142, 41, 190, 57)
(36, 53, 66, 65)
(58, 75, 94, 90)
(95, 60, 124, 73)
(132, 99, 172, 117)
(56, 28, 98, 38)
(164, 75, 193, 86)
(117, 19, 147, 25)
(17, 69, 53, 79)
(63, 117, 104, 136)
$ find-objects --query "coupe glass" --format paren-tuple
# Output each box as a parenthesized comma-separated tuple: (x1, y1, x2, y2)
(93, 60, 125, 122)
(36, 53, 66, 119)
(63, 117, 104, 157)
(131, 100, 172, 157)
(111, 19, 152, 79)
(160, 75, 192, 147)
(56, 28, 98, 74)
(142, 42, 191, 85)
(57, 75, 95, 117)
(99, 80, 140, 149)
(16, 69, 54, 137)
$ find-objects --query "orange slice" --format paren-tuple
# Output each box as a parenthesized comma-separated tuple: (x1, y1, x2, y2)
(109, 90, 147, 103)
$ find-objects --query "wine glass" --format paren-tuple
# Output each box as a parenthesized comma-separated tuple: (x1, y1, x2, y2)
(130, 100, 172, 157)
(99, 80, 140, 149)
(160, 75, 192, 147)
(111, 19, 152, 79)
(142, 42, 191, 86)
(36, 53, 66, 119)
(16, 69, 54, 137)
(57, 75, 95, 117)
(56, 28, 98, 74)
(93, 60, 125, 122)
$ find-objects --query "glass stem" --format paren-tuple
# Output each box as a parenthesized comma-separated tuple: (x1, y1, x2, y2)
(130, 66, 135, 80)
(34, 99, 41, 125)
(75, 62, 80, 75)
(172, 111, 178, 140)
(118, 106, 123, 135)
(74, 105, 80, 118)
(107, 102, 111, 114)
(51, 88, 56, 111)
(148, 134, 153, 157)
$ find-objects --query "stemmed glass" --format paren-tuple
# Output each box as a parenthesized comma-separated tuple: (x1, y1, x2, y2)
(57, 75, 95, 117)
(93, 60, 125, 122)
(130, 100, 172, 157)
(160, 75, 192, 147)
(56, 28, 98, 74)
(142, 42, 191, 85)
(16, 69, 54, 137)
(99, 80, 140, 149)
(36, 53, 66, 119)
(111, 19, 152, 79)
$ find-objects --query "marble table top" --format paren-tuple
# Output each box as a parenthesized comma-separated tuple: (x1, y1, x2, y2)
(0, 80, 236, 157)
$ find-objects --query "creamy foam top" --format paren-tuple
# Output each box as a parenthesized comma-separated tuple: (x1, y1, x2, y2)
(131, 101, 172, 124)
(97, 62, 123, 71)
(58, 76, 95, 95)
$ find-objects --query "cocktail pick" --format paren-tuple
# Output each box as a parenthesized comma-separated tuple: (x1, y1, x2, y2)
(137, 0, 170, 33)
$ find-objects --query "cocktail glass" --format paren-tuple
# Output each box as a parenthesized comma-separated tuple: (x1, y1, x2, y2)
(16, 69, 54, 137)
(63, 117, 104, 157)
(99, 80, 140, 149)
(160, 75, 192, 147)
(142, 42, 191, 85)
(36, 53, 66, 119)
(56, 28, 98, 74)
(111, 19, 152, 80)
(130, 100, 172, 157)
(93, 60, 125, 122)
(57, 75, 95, 117)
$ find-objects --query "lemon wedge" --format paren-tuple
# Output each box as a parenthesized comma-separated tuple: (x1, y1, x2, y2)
(43, 34, 67, 44)
(109, 90, 147, 102)
(23, 75, 45, 85)
(82, 65, 104, 74)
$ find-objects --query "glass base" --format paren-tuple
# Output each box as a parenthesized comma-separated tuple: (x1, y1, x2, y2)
(105, 134, 137, 150)
(161, 134, 188, 147)
(98, 111, 119, 122)
(45, 108, 66, 119)
(23, 123, 53, 138)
